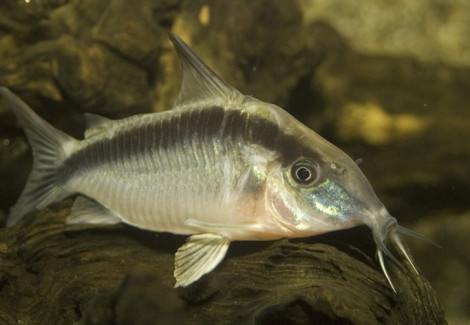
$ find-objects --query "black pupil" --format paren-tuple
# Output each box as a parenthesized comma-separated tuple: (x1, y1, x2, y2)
(295, 165, 316, 185)
(291, 161, 317, 185)
(296, 167, 311, 181)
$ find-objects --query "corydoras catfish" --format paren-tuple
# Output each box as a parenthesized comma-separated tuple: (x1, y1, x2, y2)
(0, 33, 420, 291)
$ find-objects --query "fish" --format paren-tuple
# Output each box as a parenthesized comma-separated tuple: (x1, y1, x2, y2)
(0, 33, 421, 291)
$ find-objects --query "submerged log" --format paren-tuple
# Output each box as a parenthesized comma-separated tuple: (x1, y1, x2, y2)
(0, 199, 446, 324)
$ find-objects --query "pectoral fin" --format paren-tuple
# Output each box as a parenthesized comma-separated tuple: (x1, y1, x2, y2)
(174, 233, 230, 287)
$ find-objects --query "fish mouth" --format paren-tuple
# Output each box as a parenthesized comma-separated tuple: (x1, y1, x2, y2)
(372, 215, 419, 293)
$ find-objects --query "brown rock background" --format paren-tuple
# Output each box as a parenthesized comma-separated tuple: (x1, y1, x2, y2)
(0, 0, 468, 324)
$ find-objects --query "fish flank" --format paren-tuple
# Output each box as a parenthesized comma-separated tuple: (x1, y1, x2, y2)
(60, 107, 286, 233)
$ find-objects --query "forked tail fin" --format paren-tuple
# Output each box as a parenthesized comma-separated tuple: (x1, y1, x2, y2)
(0, 87, 79, 226)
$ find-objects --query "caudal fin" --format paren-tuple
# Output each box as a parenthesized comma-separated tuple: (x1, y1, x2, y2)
(0, 87, 79, 226)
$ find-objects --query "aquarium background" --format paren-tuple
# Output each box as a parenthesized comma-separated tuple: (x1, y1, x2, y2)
(0, 0, 468, 324)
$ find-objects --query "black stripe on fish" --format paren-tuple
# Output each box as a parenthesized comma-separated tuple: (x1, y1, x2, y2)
(61, 106, 324, 178)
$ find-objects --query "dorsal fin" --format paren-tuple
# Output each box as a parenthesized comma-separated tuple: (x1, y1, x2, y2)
(84, 113, 114, 138)
(168, 33, 243, 109)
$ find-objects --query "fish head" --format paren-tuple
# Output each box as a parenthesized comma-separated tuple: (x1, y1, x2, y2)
(264, 103, 395, 242)
(262, 103, 416, 291)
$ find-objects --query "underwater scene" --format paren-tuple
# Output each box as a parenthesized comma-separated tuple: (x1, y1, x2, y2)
(0, 0, 468, 324)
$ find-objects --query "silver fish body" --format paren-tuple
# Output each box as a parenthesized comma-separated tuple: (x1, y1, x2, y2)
(0, 33, 420, 290)
(66, 104, 293, 240)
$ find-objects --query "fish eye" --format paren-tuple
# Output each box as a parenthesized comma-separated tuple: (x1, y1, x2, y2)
(291, 160, 319, 186)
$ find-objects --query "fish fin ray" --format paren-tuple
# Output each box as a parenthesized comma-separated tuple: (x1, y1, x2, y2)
(174, 233, 230, 287)
(168, 33, 243, 109)
(83, 113, 115, 138)
(0, 87, 78, 226)
(67, 196, 122, 225)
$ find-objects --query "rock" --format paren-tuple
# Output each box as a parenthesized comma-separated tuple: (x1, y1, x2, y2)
(299, 0, 470, 68)
(169, 0, 317, 108)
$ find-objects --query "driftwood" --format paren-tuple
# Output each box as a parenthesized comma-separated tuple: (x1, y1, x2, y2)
(0, 199, 446, 325)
